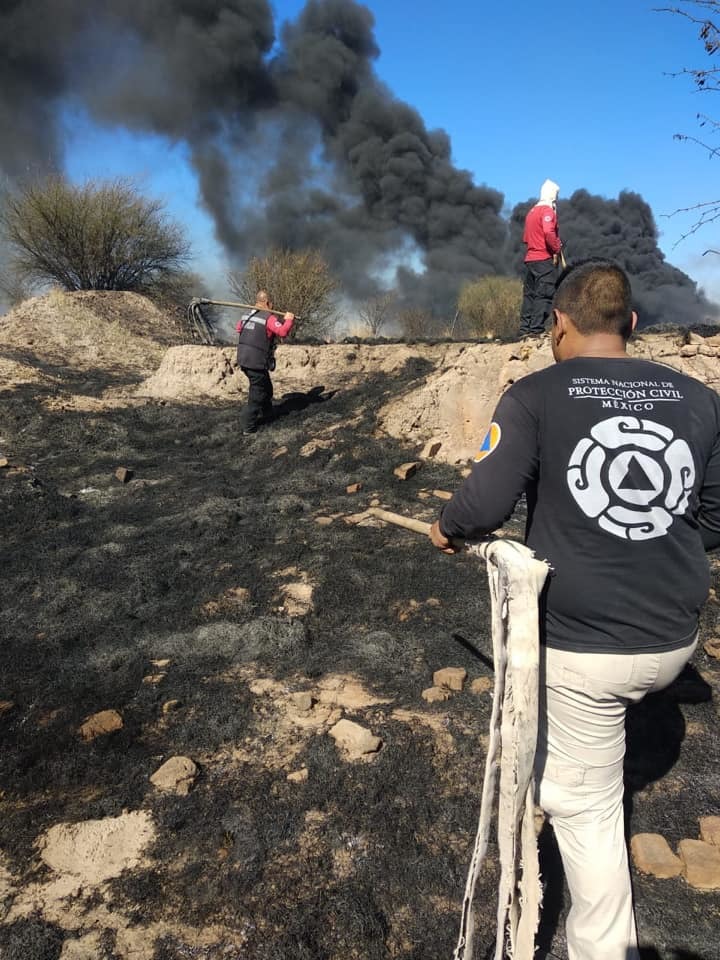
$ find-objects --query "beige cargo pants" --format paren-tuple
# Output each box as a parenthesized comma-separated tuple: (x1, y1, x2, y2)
(535, 636, 697, 960)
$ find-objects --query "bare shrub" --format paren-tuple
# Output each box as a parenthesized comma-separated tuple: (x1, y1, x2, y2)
(457, 275, 523, 338)
(0, 176, 190, 293)
(397, 307, 437, 339)
(358, 292, 396, 336)
(228, 248, 338, 339)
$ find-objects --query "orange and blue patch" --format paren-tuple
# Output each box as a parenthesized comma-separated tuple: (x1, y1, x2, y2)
(474, 422, 502, 463)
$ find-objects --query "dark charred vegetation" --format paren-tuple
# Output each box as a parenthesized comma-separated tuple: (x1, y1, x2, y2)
(1, 352, 719, 959)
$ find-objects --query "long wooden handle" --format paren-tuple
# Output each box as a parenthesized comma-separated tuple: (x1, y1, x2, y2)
(192, 297, 301, 318)
(368, 508, 431, 536)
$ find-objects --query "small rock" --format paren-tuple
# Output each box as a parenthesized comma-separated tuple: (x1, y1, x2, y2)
(699, 816, 720, 846)
(417, 490, 431, 500)
(432, 489, 453, 501)
(0, 457, 9, 469)
(272, 446, 289, 459)
(679, 344, 699, 357)
(0, 700, 15, 717)
(79, 709, 123, 741)
(300, 438, 333, 457)
(287, 768, 309, 783)
(370, 498, 381, 507)
(290, 691, 314, 713)
(470, 677, 493, 695)
(150, 756, 198, 795)
(142, 673, 166, 685)
(420, 439, 442, 459)
(329, 718, 382, 760)
(280, 581, 314, 617)
(315, 516, 335, 526)
(678, 838, 720, 889)
(631, 833, 684, 879)
(703, 637, 720, 659)
(150, 658, 171, 668)
(460, 467, 472, 478)
(346, 482, 363, 494)
(114, 466, 133, 484)
(422, 686, 451, 703)
(434, 667, 467, 691)
(394, 461, 422, 481)
(162, 700, 181, 715)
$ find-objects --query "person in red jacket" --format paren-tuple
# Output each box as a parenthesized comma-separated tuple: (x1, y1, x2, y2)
(236, 290, 294, 434)
(518, 179, 562, 338)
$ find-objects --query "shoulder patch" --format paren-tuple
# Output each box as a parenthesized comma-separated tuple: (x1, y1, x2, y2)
(474, 422, 502, 463)
(543, 214, 553, 222)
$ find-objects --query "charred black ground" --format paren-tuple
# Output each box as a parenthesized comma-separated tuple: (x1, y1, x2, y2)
(1, 347, 719, 960)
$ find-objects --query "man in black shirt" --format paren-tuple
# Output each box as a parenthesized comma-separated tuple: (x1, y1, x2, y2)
(431, 260, 720, 960)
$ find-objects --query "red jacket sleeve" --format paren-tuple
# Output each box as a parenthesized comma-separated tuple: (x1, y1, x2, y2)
(266, 314, 294, 338)
(541, 210, 562, 255)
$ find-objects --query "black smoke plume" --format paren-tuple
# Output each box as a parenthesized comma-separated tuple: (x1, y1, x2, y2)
(0, 0, 714, 324)
(509, 190, 713, 327)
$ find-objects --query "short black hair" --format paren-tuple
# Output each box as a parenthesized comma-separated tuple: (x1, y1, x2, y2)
(553, 258, 634, 339)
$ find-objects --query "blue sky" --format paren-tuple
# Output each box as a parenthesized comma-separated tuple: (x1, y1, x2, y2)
(64, 0, 720, 301)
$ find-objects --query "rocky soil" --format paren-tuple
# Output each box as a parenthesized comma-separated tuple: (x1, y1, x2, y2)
(0, 292, 719, 960)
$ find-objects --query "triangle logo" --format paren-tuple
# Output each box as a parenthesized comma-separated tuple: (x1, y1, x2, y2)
(618, 455, 656, 492)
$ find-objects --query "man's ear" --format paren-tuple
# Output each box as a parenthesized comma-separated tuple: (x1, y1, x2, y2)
(553, 308, 568, 340)
(630, 310, 638, 333)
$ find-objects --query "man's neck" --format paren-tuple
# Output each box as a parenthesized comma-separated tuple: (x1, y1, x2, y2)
(571, 334, 629, 359)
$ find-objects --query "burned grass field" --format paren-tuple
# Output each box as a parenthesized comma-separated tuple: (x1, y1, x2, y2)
(1, 328, 719, 959)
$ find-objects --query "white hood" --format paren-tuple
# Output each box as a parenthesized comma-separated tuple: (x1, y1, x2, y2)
(537, 179, 560, 207)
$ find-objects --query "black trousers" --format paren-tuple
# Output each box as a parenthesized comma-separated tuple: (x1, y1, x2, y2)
(241, 366, 273, 430)
(519, 258, 557, 335)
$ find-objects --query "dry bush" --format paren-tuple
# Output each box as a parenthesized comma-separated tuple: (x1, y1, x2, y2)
(397, 307, 438, 339)
(457, 275, 522, 339)
(228, 248, 338, 339)
(0, 176, 190, 294)
(358, 292, 396, 336)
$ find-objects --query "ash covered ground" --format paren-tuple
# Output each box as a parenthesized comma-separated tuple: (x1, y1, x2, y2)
(0, 296, 719, 960)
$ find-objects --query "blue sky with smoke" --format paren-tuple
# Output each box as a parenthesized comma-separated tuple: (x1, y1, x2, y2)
(61, 0, 720, 304)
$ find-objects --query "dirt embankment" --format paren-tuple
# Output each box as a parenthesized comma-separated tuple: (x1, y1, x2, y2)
(141, 330, 720, 463)
(0, 289, 185, 392)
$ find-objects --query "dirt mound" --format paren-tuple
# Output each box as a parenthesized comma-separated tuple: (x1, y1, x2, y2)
(39, 810, 156, 885)
(0, 289, 185, 393)
(140, 330, 720, 463)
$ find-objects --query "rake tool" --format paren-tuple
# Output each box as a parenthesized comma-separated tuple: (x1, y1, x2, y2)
(186, 297, 303, 347)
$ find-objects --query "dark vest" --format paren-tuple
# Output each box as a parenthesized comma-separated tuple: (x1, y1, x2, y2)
(237, 309, 275, 370)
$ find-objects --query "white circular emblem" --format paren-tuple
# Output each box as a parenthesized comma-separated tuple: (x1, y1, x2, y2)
(567, 416, 695, 540)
